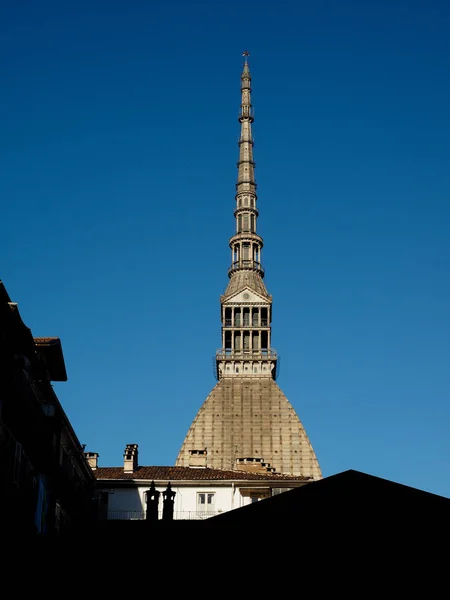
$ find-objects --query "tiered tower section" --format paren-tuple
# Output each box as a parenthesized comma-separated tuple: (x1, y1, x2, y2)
(216, 54, 276, 381)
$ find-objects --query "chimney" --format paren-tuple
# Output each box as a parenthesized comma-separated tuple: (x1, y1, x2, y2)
(162, 482, 176, 522)
(85, 452, 99, 470)
(124, 444, 138, 473)
(145, 481, 160, 523)
(188, 448, 207, 468)
(235, 457, 276, 474)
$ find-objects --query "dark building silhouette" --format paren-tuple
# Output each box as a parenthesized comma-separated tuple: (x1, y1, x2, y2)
(0, 280, 95, 537)
(199, 469, 450, 541)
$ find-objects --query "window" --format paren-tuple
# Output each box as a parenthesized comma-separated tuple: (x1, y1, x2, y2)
(234, 331, 241, 350)
(252, 331, 259, 349)
(261, 330, 268, 350)
(243, 332, 250, 349)
(13, 442, 22, 484)
(225, 331, 232, 350)
(55, 503, 61, 533)
(197, 492, 215, 513)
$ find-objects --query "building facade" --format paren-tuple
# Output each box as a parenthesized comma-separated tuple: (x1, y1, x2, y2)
(0, 280, 95, 536)
(175, 55, 322, 478)
(92, 444, 310, 522)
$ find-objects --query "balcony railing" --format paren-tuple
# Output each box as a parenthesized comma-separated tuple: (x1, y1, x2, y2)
(105, 510, 218, 521)
(228, 261, 264, 277)
(106, 510, 145, 521)
(224, 319, 269, 327)
(216, 349, 277, 360)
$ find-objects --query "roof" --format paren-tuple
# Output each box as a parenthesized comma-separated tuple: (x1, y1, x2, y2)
(34, 337, 60, 344)
(34, 337, 67, 381)
(223, 270, 270, 300)
(200, 469, 450, 529)
(176, 377, 322, 478)
(95, 465, 310, 482)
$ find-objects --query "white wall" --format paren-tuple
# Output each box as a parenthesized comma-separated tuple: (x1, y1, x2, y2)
(99, 481, 257, 520)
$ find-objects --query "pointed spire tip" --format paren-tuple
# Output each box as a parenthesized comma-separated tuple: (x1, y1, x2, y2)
(242, 50, 250, 73)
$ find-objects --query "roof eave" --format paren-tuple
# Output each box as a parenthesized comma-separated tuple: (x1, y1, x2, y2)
(34, 337, 68, 381)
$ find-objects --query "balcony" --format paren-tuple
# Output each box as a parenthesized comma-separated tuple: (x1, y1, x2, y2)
(104, 510, 218, 521)
(216, 349, 277, 360)
(224, 319, 269, 327)
(105, 510, 145, 520)
(228, 260, 264, 277)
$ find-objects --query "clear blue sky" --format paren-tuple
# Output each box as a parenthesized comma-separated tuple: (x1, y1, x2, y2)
(1, 0, 449, 497)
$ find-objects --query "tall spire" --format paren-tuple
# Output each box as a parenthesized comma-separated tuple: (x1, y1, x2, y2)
(175, 55, 322, 479)
(229, 51, 264, 279)
(215, 53, 277, 381)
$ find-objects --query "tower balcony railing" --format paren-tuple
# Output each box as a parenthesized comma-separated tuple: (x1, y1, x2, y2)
(224, 320, 269, 327)
(229, 232, 263, 245)
(238, 114, 254, 123)
(228, 260, 264, 277)
(234, 207, 259, 218)
(216, 349, 277, 360)
(236, 160, 256, 168)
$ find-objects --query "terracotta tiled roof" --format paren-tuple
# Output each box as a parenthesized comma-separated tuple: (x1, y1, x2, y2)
(95, 466, 310, 482)
(34, 337, 60, 344)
